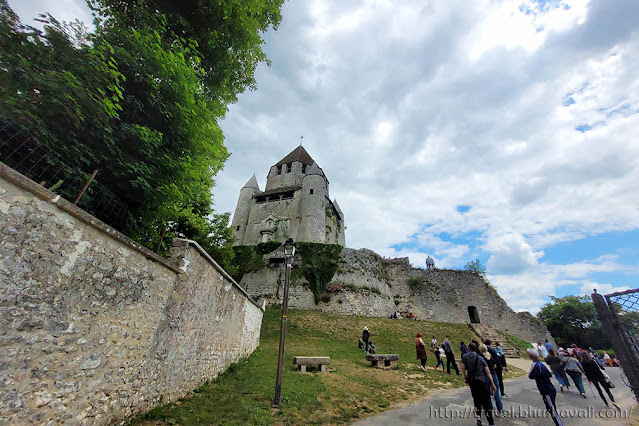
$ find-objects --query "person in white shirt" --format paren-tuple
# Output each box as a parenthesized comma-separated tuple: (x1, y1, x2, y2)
(538, 342, 548, 359)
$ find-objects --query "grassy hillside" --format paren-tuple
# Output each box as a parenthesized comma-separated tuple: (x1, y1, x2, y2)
(134, 308, 523, 425)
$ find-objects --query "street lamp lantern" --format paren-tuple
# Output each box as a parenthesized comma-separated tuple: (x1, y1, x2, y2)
(283, 238, 296, 257)
(274, 238, 296, 409)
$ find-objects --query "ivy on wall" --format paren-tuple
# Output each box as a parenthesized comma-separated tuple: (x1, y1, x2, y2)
(232, 241, 281, 282)
(295, 242, 343, 303)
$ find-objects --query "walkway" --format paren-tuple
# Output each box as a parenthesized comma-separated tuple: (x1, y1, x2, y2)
(354, 363, 636, 425)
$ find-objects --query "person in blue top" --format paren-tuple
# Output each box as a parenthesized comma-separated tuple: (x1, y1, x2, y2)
(545, 339, 554, 353)
(528, 348, 563, 426)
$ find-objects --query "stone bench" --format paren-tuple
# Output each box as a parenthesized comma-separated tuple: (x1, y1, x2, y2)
(366, 354, 399, 368)
(293, 356, 331, 373)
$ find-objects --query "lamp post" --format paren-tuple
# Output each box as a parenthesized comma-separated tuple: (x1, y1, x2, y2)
(274, 238, 296, 409)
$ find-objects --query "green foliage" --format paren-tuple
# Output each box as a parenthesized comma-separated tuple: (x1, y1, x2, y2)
(537, 295, 611, 348)
(464, 258, 486, 277)
(0, 0, 284, 271)
(231, 245, 266, 282)
(406, 276, 425, 290)
(88, 0, 284, 108)
(296, 242, 343, 304)
(340, 283, 382, 295)
(496, 330, 532, 357)
(255, 240, 281, 254)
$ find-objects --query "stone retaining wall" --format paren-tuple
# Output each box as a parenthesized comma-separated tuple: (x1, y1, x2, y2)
(0, 163, 264, 425)
(240, 247, 553, 345)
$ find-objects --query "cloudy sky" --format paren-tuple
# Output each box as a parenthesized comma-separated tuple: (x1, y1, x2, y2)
(12, 0, 639, 313)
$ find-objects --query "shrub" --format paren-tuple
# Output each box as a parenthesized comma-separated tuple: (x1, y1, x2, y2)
(406, 276, 425, 290)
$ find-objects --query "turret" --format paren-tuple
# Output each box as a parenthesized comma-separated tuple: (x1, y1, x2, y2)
(298, 163, 327, 242)
(231, 175, 260, 245)
(333, 198, 346, 246)
(265, 146, 316, 191)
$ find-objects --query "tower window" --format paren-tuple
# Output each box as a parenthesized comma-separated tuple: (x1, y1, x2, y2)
(236, 226, 240, 231)
(276, 165, 282, 175)
(286, 163, 292, 173)
(302, 164, 307, 173)
(310, 189, 314, 194)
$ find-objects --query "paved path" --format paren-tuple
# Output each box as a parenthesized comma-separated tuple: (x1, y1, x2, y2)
(354, 363, 636, 425)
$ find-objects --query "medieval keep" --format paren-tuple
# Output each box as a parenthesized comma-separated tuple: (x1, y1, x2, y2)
(231, 146, 345, 246)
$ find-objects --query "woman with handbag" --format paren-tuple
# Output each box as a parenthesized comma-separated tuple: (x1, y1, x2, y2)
(415, 333, 428, 371)
(580, 352, 620, 409)
(564, 354, 587, 397)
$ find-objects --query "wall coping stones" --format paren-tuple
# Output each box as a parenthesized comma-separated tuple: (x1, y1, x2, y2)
(173, 238, 265, 311)
(0, 161, 179, 275)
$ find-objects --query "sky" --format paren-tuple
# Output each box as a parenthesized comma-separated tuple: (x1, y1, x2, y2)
(12, 0, 639, 313)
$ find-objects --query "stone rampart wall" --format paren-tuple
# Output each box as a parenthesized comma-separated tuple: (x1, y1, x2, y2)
(240, 247, 552, 344)
(0, 164, 263, 424)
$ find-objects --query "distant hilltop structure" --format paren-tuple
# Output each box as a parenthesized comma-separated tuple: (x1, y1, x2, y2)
(231, 146, 345, 246)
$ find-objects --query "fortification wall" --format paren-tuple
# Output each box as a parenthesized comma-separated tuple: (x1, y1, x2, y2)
(240, 247, 552, 344)
(0, 164, 263, 425)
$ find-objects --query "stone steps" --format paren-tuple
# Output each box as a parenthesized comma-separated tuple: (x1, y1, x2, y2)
(472, 324, 520, 358)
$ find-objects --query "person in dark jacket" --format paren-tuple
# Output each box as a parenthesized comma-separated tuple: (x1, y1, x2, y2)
(545, 349, 570, 391)
(580, 351, 619, 409)
(479, 344, 503, 415)
(362, 327, 371, 354)
(485, 340, 507, 398)
(442, 335, 460, 375)
(528, 348, 563, 426)
(415, 333, 428, 371)
(462, 342, 497, 426)
(460, 341, 468, 356)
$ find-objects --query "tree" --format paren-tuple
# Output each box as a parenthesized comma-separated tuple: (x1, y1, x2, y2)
(537, 295, 611, 348)
(0, 0, 284, 269)
(87, 0, 284, 109)
(464, 258, 486, 277)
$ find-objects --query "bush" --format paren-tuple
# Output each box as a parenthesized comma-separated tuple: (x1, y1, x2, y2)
(256, 241, 281, 254)
(406, 276, 425, 290)
(231, 245, 267, 282)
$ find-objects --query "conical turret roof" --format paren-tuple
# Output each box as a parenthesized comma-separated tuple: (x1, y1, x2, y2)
(306, 162, 324, 176)
(333, 199, 343, 218)
(243, 174, 260, 190)
(275, 146, 315, 166)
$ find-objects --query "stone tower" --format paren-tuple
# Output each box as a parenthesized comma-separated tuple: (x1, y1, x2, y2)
(231, 146, 345, 246)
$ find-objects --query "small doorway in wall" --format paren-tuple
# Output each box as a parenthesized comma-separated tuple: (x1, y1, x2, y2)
(468, 306, 480, 324)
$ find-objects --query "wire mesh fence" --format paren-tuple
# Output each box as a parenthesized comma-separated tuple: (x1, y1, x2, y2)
(606, 289, 639, 356)
(0, 121, 135, 233)
(593, 288, 639, 402)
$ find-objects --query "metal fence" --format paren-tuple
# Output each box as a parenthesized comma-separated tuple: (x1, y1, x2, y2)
(592, 288, 639, 401)
(0, 122, 134, 233)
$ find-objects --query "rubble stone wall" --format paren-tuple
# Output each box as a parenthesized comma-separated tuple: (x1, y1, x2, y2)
(0, 164, 263, 425)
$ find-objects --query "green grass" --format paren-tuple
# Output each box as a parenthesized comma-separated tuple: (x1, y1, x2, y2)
(132, 308, 524, 425)
(497, 330, 533, 357)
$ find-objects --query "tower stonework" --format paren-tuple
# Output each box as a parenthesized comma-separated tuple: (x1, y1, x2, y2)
(231, 146, 345, 246)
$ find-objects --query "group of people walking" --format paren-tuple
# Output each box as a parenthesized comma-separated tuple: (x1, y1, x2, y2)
(544, 344, 619, 408)
(362, 326, 620, 426)
(415, 334, 465, 375)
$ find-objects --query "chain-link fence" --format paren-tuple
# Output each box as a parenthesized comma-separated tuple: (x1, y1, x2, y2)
(592, 289, 639, 401)
(0, 122, 134, 233)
